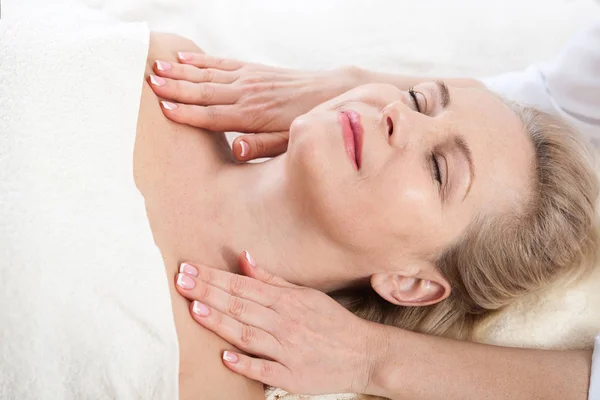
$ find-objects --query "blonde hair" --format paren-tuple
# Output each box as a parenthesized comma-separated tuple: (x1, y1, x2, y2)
(333, 104, 599, 340)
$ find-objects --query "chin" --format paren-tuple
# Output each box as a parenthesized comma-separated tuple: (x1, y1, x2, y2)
(286, 117, 354, 236)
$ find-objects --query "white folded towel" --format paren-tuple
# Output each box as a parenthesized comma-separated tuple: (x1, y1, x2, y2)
(0, 1, 179, 399)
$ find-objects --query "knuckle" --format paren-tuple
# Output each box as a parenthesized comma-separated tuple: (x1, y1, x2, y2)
(229, 275, 246, 296)
(240, 82, 263, 94)
(199, 281, 211, 300)
(240, 325, 256, 345)
(204, 268, 214, 284)
(260, 361, 273, 378)
(202, 68, 215, 82)
(228, 297, 246, 318)
(213, 309, 224, 326)
(211, 56, 225, 67)
(253, 138, 266, 156)
(204, 106, 220, 121)
(197, 84, 214, 102)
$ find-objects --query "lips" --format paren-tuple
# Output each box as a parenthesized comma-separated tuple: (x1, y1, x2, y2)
(339, 110, 363, 170)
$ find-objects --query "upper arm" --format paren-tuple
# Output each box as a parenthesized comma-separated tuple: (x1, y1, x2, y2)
(134, 33, 265, 400)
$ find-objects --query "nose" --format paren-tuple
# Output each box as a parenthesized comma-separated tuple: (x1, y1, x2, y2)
(382, 100, 423, 150)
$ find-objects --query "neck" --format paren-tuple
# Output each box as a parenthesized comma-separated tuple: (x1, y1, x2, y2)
(209, 156, 360, 291)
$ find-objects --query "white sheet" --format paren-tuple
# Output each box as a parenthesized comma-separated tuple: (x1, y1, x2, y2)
(0, 1, 178, 399)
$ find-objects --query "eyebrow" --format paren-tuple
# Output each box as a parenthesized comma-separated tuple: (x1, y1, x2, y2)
(453, 135, 475, 200)
(437, 80, 451, 108)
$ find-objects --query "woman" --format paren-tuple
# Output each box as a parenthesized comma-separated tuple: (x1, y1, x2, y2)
(146, 48, 598, 332)
(139, 33, 598, 399)
(147, 22, 600, 399)
(1, 4, 596, 399)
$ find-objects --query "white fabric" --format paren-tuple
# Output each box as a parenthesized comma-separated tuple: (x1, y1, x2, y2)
(592, 336, 600, 400)
(82, 0, 599, 76)
(0, 1, 178, 399)
(483, 21, 600, 145)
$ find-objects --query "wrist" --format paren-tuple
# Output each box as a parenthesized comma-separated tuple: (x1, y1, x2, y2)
(356, 321, 395, 396)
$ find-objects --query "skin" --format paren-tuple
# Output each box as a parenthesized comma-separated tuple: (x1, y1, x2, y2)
(145, 51, 592, 399)
(135, 33, 264, 400)
(174, 256, 594, 400)
(149, 65, 534, 305)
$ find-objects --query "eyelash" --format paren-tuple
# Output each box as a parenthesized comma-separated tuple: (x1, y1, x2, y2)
(409, 88, 442, 188)
(408, 87, 421, 113)
(431, 154, 442, 185)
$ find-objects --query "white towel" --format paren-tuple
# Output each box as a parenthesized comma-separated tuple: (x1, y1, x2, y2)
(0, 1, 178, 399)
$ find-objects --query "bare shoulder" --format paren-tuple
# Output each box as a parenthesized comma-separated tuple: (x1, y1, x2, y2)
(134, 33, 265, 400)
(134, 32, 231, 196)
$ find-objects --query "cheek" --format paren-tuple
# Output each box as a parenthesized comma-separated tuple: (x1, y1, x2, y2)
(365, 170, 441, 249)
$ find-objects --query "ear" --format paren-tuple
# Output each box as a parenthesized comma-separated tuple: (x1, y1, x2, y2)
(370, 261, 451, 307)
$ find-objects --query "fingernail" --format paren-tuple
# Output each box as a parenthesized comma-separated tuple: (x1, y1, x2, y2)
(192, 301, 210, 317)
(177, 52, 191, 61)
(149, 75, 166, 87)
(239, 140, 249, 158)
(161, 101, 178, 110)
(179, 263, 199, 277)
(176, 273, 195, 289)
(244, 250, 256, 268)
(155, 60, 171, 71)
(223, 351, 239, 363)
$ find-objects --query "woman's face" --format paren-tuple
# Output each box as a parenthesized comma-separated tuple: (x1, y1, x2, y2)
(285, 82, 534, 275)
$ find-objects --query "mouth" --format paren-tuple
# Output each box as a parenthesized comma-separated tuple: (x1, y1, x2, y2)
(339, 110, 363, 170)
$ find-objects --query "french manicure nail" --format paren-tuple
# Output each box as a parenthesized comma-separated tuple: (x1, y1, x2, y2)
(239, 140, 249, 158)
(176, 273, 195, 289)
(192, 301, 210, 317)
(161, 101, 178, 110)
(155, 60, 171, 71)
(177, 52, 191, 61)
(244, 250, 256, 268)
(179, 263, 199, 277)
(149, 75, 166, 87)
(223, 351, 239, 363)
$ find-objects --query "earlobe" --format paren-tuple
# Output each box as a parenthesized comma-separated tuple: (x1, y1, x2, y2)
(371, 271, 450, 307)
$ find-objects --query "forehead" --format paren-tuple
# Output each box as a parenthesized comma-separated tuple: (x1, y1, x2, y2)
(448, 87, 534, 213)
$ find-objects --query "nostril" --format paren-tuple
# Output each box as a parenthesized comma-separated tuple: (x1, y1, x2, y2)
(387, 117, 394, 136)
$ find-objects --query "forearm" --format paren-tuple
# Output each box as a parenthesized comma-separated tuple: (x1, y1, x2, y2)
(346, 66, 483, 91)
(367, 326, 592, 400)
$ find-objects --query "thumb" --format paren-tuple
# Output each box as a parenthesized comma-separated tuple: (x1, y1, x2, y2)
(233, 132, 289, 161)
(238, 251, 296, 288)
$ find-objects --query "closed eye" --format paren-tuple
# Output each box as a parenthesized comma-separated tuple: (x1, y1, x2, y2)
(409, 87, 422, 113)
(431, 154, 442, 184)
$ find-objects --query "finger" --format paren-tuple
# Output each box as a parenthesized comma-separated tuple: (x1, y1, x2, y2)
(149, 75, 240, 105)
(189, 300, 281, 360)
(233, 132, 289, 161)
(175, 272, 278, 331)
(159, 101, 244, 131)
(153, 60, 237, 84)
(179, 262, 282, 307)
(177, 52, 244, 71)
(238, 251, 296, 288)
(222, 351, 291, 389)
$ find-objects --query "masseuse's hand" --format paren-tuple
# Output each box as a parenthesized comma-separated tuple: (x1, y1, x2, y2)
(149, 53, 360, 161)
(175, 252, 388, 395)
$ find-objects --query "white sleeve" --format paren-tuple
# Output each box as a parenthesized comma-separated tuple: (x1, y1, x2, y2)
(482, 21, 600, 146)
(591, 336, 600, 400)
